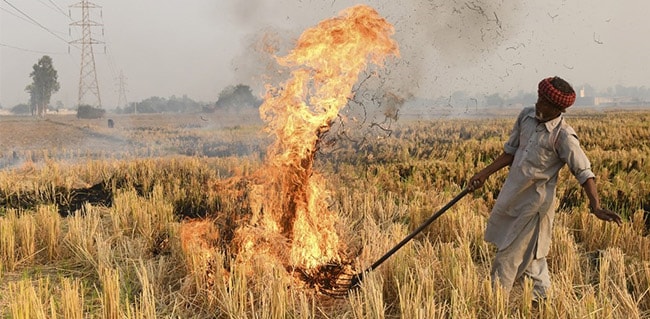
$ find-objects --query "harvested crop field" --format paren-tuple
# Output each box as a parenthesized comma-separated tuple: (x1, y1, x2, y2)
(1, 107, 650, 318)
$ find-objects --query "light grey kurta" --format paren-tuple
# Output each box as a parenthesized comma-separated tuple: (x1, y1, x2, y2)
(485, 107, 595, 258)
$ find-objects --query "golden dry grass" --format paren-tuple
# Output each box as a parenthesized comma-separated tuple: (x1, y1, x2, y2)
(1, 107, 649, 318)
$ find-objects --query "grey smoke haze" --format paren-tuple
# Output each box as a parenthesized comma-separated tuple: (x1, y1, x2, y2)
(231, 0, 524, 101)
(378, 0, 524, 99)
(1, 0, 648, 109)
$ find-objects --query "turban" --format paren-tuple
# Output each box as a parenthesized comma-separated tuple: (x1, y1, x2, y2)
(538, 77, 576, 109)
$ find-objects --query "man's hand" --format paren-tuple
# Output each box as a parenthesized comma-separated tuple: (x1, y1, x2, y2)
(591, 207, 622, 225)
(466, 152, 513, 192)
(468, 173, 486, 191)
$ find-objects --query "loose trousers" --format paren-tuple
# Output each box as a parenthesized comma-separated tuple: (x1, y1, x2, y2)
(491, 212, 550, 298)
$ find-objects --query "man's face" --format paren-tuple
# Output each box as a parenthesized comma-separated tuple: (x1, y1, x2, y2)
(535, 96, 563, 122)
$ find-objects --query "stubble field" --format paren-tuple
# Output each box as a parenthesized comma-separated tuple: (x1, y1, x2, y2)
(1, 107, 649, 318)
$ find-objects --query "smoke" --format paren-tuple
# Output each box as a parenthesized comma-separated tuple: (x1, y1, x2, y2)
(405, 0, 523, 62)
(230, 0, 264, 23)
(228, 0, 526, 120)
(230, 28, 297, 99)
(376, 0, 525, 99)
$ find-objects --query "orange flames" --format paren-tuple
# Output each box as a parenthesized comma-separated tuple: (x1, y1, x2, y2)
(251, 5, 400, 269)
(180, 5, 399, 281)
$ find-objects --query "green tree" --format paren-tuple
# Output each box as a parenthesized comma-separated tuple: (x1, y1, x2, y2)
(11, 103, 32, 115)
(25, 55, 60, 116)
(76, 104, 105, 119)
(485, 93, 504, 107)
(216, 84, 262, 109)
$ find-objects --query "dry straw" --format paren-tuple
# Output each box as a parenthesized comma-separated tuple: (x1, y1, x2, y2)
(1, 110, 650, 318)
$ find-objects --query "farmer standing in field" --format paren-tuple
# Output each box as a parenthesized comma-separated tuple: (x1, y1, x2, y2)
(468, 76, 622, 302)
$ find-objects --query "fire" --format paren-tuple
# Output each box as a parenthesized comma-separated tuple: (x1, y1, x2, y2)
(179, 5, 399, 287)
(253, 5, 399, 269)
(179, 219, 227, 290)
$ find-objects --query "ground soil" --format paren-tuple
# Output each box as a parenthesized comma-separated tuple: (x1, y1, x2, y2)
(0, 111, 264, 168)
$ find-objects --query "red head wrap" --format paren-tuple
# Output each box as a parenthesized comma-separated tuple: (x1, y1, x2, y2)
(538, 77, 576, 109)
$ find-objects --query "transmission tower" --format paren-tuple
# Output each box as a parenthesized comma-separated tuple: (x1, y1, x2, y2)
(69, 0, 103, 108)
(116, 70, 130, 111)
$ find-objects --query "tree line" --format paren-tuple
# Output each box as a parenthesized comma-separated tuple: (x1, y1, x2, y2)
(4, 55, 262, 117)
(114, 85, 262, 114)
(3, 55, 649, 116)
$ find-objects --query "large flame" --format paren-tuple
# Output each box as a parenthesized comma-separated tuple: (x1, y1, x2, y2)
(251, 5, 399, 269)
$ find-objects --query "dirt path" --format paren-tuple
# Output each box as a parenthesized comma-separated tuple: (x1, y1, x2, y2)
(0, 115, 134, 151)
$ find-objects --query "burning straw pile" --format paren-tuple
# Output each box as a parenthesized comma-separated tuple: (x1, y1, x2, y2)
(180, 5, 400, 296)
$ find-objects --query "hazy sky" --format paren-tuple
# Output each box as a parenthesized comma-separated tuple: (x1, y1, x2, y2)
(1, 0, 649, 109)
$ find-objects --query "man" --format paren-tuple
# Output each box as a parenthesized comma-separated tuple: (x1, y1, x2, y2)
(468, 76, 621, 301)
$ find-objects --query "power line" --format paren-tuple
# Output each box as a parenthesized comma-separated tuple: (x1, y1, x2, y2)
(94, 7, 123, 109)
(0, 42, 68, 54)
(36, 0, 67, 18)
(99, 12, 119, 82)
(46, 0, 68, 17)
(34, 0, 82, 41)
(0, 5, 32, 24)
(1, 0, 71, 45)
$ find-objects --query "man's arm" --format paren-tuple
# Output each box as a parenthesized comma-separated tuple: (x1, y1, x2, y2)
(582, 177, 622, 225)
(468, 152, 514, 191)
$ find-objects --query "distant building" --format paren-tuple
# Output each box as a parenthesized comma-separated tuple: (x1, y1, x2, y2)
(574, 86, 643, 107)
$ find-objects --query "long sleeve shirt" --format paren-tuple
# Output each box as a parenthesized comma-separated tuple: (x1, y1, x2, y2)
(484, 107, 595, 257)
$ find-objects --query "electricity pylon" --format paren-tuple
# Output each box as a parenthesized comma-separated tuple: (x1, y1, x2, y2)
(69, 0, 103, 108)
(116, 70, 130, 111)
